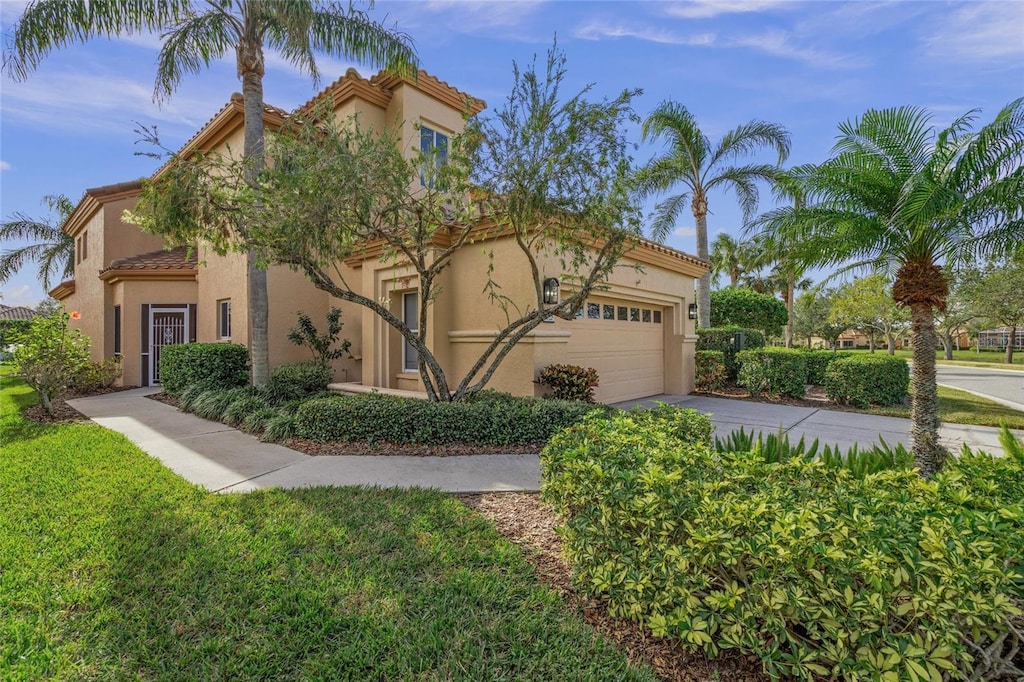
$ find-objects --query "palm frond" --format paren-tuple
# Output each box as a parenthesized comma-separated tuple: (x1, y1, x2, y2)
(155, 9, 236, 103)
(706, 163, 783, 222)
(709, 120, 791, 168)
(635, 155, 694, 199)
(648, 194, 690, 242)
(309, 4, 418, 78)
(641, 100, 709, 180)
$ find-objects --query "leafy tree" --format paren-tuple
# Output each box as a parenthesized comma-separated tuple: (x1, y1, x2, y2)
(710, 287, 788, 338)
(751, 101, 1024, 476)
(709, 233, 755, 288)
(0, 194, 75, 290)
(830, 275, 909, 355)
(12, 307, 91, 416)
(934, 266, 980, 360)
(131, 44, 644, 402)
(973, 260, 1024, 363)
(636, 101, 790, 329)
(4, 0, 417, 387)
(793, 287, 846, 349)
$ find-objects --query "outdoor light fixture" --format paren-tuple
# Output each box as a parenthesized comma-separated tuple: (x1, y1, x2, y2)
(543, 277, 560, 305)
(688, 303, 698, 320)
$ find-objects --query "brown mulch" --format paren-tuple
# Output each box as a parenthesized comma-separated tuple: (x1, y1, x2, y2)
(459, 492, 768, 682)
(147, 392, 180, 407)
(22, 385, 138, 424)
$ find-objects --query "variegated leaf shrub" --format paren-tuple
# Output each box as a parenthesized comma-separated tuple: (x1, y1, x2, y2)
(541, 408, 1024, 681)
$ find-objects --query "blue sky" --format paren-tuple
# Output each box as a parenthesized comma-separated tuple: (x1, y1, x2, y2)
(2, 0, 1022, 307)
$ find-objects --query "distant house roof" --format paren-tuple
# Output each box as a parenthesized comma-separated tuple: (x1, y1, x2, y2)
(0, 306, 39, 320)
(102, 246, 197, 273)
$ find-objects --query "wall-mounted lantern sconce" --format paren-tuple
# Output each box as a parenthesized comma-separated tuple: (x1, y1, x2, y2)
(688, 303, 698, 320)
(543, 277, 560, 305)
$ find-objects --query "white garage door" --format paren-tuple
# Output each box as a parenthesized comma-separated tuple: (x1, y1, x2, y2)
(565, 297, 665, 403)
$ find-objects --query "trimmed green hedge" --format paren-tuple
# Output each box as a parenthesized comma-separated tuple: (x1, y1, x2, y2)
(541, 411, 1024, 681)
(294, 392, 605, 446)
(710, 287, 788, 337)
(159, 343, 250, 396)
(801, 349, 853, 384)
(736, 347, 808, 398)
(265, 362, 332, 404)
(824, 355, 909, 407)
(694, 350, 726, 392)
(695, 327, 765, 380)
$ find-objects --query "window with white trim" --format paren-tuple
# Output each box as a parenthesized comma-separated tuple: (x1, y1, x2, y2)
(419, 125, 448, 188)
(217, 299, 231, 339)
(403, 292, 419, 372)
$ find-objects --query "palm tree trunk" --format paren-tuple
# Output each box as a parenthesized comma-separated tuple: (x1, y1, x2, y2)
(785, 270, 794, 347)
(240, 39, 270, 387)
(695, 211, 711, 328)
(909, 303, 946, 476)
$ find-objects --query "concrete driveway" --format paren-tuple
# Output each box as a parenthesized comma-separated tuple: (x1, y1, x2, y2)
(936, 364, 1024, 411)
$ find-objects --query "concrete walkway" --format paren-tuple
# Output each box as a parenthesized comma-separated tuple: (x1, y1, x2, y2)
(68, 388, 1022, 494)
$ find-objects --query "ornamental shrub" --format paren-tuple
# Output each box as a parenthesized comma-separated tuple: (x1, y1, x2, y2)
(710, 287, 788, 337)
(12, 308, 91, 416)
(265, 362, 332, 404)
(541, 411, 1024, 681)
(694, 350, 726, 392)
(538, 364, 600, 402)
(294, 392, 603, 446)
(801, 348, 853, 384)
(736, 347, 808, 398)
(696, 327, 765, 380)
(70, 357, 122, 393)
(286, 307, 352, 368)
(0, 318, 32, 346)
(159, 343, 249, 396)
(824, 354, 909, 407)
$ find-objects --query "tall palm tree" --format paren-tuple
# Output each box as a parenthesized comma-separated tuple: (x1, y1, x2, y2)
(751, 100, 1024, 476)
(0, 194, 75, 291)
(637, 101, 790, 328)
(709, 233, 754, 288)
(4, 0, 417, 386)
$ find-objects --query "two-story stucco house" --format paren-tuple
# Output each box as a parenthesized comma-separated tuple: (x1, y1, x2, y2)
(50, 68, 708, 403)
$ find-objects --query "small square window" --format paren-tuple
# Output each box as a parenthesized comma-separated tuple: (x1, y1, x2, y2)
(653, 310, 662, 324)
(218, 299, 232, 339)
(617, 306, 628, 321)
(642, 309, 651, 323)
(630, 307, 640, 322)
(587, 302, 600, 319)
(603, 304, 614, 320)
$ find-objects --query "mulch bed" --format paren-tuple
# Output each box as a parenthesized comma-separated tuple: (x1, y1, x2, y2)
(459, 492, 768, 682)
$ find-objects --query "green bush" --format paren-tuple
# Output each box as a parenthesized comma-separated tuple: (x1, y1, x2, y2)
(223, 395, 270, 426)
(261, 413, 297, 442)
(242, 407, 280, 434)
(159, 343, 249, 396)
(12, 309, 91, 416)
(824, 354, 909, 407)
(70, 357, 122, 393)
(265, 362, 332, 404)
(694, 350, 726, 392)
(801, 349, 853, 384)
(538, 364, 600, 402)
(695, 327, 765, 380)
(541, 411, 1024, 681)
(294, 392, 604, 446)
(736, 347, 808, 398)
(0, 318, 32, 346)
(709, 287, 788, 337)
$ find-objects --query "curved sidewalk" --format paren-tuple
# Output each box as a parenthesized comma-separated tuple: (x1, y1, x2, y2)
(68, 389, 1022, 494)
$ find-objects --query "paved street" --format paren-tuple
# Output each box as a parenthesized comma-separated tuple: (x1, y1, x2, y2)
(936, 364, 1024, 411)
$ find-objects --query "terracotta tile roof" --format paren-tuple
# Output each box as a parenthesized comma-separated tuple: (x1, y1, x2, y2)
(0, 305, 39, 320)
(102, 246, 197, 273)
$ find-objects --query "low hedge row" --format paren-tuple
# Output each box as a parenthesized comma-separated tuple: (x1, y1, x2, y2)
(265, 361, 332, 403)
(801, 349, 853, 384)
(694, 351, 726, 392)
(159, 343, 249, 396)
(294, 391, 606, 446)
(825, 354, 909, 407)
(695, 327, 765, 380)
(541, 410, 1024, 681)
(735, 347, 808, 398)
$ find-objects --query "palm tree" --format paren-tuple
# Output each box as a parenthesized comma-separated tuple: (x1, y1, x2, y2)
(636, 101, 790, 328)
(709, 233, 754, 288)
(751, 100, 1024, 476)
(0, 194, 75, 291)
(4, 0, 417, 386)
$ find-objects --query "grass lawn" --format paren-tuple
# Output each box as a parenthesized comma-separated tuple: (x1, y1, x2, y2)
(0, 372, 652, 681)
(866, 384, 1024, 429)
(844, 348, 1024, 370)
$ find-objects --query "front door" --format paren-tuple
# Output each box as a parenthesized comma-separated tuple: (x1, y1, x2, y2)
(150, 308, 188, 385)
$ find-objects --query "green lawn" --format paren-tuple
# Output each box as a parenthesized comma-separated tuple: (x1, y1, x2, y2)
(843, 348, 1024, 370)
(866, 385, 1024, 429)
(0, 373, 651, 682)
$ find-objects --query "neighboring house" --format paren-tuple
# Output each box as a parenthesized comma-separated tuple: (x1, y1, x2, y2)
(51, 68, 708, 403)
(0, 305, 39, 320)
(978, 326, 1024, 351)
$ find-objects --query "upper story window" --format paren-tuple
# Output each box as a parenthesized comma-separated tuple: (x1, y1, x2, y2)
(76, 231, 88, 264)
(420, 125, 448, 188)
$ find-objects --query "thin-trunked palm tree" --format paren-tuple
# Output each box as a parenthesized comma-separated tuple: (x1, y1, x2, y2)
(751, 100, 1024, 476)
(636, 101, 790, 328)
(0, 194, 75, 291)
(709, 233, 755, 288)
(4, 0, 417, 386)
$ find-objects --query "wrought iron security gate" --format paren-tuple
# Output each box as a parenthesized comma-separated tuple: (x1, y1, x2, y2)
(150, 309, 188, 385)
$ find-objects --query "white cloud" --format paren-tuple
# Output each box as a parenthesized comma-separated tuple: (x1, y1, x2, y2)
(729, 31, 859, 69)
(662, 0, 789, 20)
(0, 284, 36, 307)
(575, 20, 714, 46)
(924, 2, 1024, 65)
(674, 226, 698, 237)
(0, 160, 10, 172)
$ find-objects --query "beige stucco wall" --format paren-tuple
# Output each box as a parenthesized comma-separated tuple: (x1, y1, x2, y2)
(112, 279, 198, 386)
